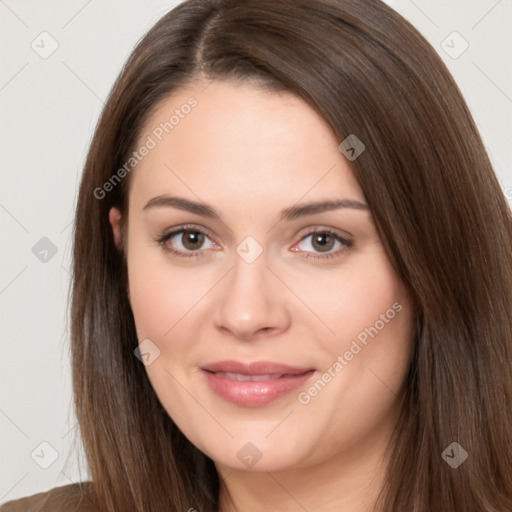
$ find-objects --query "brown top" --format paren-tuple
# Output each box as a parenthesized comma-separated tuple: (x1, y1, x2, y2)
(0, 483, 96, 512)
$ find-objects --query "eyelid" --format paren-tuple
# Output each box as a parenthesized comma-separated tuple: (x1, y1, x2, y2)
(155, 224, 353, 260)
(158, 223, 219, 244)
(295, 224, 353, 241)
(155, 224, 220, 257)
(290, 227, 353, 260)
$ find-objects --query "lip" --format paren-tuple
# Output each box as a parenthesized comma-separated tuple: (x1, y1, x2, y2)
(201, 360, 316, 407)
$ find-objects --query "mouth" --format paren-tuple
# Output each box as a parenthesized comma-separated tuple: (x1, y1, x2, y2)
(200, 360, 316, 407)
(211, 372, 297, 381)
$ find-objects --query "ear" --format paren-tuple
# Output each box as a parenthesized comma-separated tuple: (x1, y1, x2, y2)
(108, 207, 123, 250)
(109, 207, 131, 302)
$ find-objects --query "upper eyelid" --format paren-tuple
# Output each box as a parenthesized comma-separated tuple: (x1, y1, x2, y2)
(298, 229, 351, 242)
(162, 224, 219, 244)
(161, 225, 352, 248)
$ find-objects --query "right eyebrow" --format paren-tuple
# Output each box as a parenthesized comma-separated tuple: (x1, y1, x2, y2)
(143, 195, 221, 219)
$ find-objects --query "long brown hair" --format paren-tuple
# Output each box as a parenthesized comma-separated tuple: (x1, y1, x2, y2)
(71, 0, 512, 510)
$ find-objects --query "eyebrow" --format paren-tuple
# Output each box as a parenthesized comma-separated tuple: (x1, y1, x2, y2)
(142, 195, 369, 221)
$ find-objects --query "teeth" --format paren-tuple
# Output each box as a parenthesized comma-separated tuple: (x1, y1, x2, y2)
(215, 372, 284, 381)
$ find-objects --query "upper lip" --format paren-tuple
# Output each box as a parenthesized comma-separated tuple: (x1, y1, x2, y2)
(201, 360, 314, 376)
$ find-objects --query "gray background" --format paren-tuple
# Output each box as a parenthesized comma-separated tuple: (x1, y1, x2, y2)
(1, 0, 511, 503)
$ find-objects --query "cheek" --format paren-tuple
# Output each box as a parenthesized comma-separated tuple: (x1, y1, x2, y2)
(295, 248, 415, 404)
(125, 235, 204, 341)
(290, 249, 407, 346)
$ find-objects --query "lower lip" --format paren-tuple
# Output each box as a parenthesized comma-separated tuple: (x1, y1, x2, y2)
(201, 369, 316, 407)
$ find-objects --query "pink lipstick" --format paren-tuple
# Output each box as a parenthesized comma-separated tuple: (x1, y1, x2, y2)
(201, 360, 316, 407)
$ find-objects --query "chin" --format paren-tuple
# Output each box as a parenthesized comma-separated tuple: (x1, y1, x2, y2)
(200, 437, 313, 474)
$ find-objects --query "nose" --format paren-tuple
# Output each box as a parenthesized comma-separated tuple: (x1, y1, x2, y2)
(213, 248, 291, 341)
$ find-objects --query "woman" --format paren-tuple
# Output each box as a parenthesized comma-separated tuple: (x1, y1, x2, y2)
(2, 0, 511, 510)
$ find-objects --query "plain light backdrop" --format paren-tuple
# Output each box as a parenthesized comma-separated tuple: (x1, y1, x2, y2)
(1, 0, 511, 503)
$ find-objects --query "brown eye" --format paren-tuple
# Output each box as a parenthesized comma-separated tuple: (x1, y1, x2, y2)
(311, 233, 335, 252)
(156, 226, 218, 259)
(292, 229, 353, 261)
(181, 230, 205, 251)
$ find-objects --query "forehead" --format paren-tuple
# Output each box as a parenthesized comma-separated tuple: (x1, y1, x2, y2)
(128, 80, 365, 213)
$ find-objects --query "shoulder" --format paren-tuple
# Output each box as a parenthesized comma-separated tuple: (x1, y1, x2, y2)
(0, 482, 96, 512)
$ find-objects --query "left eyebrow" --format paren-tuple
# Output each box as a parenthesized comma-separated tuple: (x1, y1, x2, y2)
(142, 195, 369, 221)
(280, 199, 369, 221)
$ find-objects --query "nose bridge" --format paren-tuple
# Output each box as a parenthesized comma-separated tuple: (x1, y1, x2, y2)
(231, 242, 269, 295)
(213, 238, 290, 338)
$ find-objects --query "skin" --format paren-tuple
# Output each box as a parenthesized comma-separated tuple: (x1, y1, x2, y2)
(109, 79, 415, 512)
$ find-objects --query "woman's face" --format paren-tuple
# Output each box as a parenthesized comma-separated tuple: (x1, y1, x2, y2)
(110, 79, 415, 474)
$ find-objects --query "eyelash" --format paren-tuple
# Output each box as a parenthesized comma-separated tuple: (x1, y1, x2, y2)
(155, 224, 353, 261)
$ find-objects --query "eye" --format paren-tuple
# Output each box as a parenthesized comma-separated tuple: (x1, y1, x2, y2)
(155, 225, 353, 261)
(291, 229, 353, 261)
(155, 225, 219, 259)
